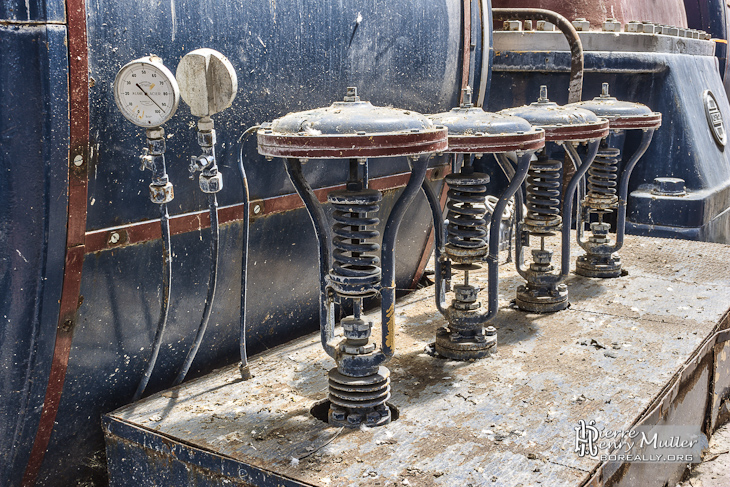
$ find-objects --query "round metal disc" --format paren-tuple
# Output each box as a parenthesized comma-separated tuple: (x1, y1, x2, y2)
(429, 106, 545, 153)
(567, 84, 661, 130)
(257, 88, 448, 159)
(499, 86, 610, 142)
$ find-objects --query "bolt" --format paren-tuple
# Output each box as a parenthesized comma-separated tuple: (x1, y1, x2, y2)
(652, 177, 686, 196)
(109, 232, 120, 244)
(503, 20, 522, 31)
(601, 83, 610, 97)
(602, 18, 621, 32)
(253, 204, 262, 215)
(331, 409, 346, 421)
(625, 21, 641, 33)
(538, 85, 549, 102)
(536, 20, 555, 31)
(572, 18, 590, 32)
(73, 155, 83, 167)
(486, 326, 497, 336)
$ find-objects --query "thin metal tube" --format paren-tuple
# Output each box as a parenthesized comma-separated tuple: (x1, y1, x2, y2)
(492, 8, 584, 103)
(133, 202, 172, 401)
(421, 178, 447, 314)
(476, 0, 492, 108)
(173, 193, 219, 385)
(562, 140, 600, 276)
(381, 156, 429, 359)
(237, 126, 259, 379)
(285, 158, 336, 358)
(613, 129, 655, 251)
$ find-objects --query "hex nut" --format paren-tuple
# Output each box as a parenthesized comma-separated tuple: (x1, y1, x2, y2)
(200, 173, 223, 193)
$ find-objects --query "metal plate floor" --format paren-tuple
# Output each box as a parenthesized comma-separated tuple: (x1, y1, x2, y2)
(104, 235, 730, 487)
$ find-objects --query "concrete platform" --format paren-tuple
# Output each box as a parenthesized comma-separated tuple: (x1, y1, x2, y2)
(104, 235, 730, 487)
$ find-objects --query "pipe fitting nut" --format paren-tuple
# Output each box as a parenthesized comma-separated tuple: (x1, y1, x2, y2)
(150, 181, 174, 204)
(200, 172, 223, 193)
(197, 129, 216, 147)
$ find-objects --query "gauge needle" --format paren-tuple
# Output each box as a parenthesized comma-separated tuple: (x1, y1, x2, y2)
(136, 83, 164, 111)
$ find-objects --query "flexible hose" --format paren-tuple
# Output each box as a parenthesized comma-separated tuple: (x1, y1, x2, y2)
(133, 202, 173, 401)
(173, 193, 220, 386)
(237, 125, 260, 379)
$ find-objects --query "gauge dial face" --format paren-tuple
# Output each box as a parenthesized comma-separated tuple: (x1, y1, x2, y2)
(114, 58, 180, 127)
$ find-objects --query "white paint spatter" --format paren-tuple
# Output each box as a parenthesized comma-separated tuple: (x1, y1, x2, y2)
(16, 249, 28, 263)
(25, 0, 31, 21)
(170, 0, 177, 42)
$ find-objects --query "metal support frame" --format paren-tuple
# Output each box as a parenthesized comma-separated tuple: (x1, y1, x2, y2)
(285, 155, 429, 427)
(576, 129, 656, 277)
(424, 151, 532, 359)
(513, 139, 600, 313)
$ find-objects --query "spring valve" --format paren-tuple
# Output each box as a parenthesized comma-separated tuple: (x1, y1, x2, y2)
(500, 86, 610, 313)
(257, 87, 448, 427)
(567, 83, 662, 277)
(427, 87, 544, 360)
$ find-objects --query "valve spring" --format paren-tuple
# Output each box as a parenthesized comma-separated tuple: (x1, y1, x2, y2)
(328, 189, 382, 298)
(586, 147, 621, 209)
(525, 155, 562, 235)
(328, 368, 391, 414)
(445, 173, 490, 250)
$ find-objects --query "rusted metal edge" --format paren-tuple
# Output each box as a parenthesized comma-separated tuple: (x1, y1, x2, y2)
(21, 1, 90, 483)
(608, 113, 662, 130)
(256, 129, 449, 159)
(444, 129, 545, 153)
(103, 416, 308, 487)
(581, 309, 730, 486)
(542, 119, 610, 142)
(85, 167, 449, 254)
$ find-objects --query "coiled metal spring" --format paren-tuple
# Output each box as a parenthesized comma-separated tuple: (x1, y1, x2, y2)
(445, 173, 490, 254)
(525, 155, 562, 235)
(328, 189, 382, 298)
(586, 146, 621, 210)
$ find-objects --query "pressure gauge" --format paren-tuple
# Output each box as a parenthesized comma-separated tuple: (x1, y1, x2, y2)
(114, 55, 180, 127)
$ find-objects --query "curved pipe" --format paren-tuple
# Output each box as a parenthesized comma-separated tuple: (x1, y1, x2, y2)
(477, 0, 493, 108)
(133, 202, 172, 401)
(236, 126, 259, 379)
(561, 140, 601, 276)
(492, 8, 584, 103)
(173, 193, 219, 386)
(421, 179, 447, 315)
(284, 158, 336, 358)
(380, 156, 430, 359)
(613, 129, 655, 252)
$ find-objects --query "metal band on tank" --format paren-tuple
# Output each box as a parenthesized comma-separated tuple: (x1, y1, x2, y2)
(22, 0, 90, 485)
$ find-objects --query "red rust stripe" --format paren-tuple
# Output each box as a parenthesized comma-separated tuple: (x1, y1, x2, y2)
(22, 0, 90, 484)
(85, 167, 449, 254)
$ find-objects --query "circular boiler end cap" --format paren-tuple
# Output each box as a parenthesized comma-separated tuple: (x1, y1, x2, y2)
(256, 88, 448, 159)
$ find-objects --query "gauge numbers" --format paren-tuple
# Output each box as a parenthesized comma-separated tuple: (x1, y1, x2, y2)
(114, 56, 180, 127)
